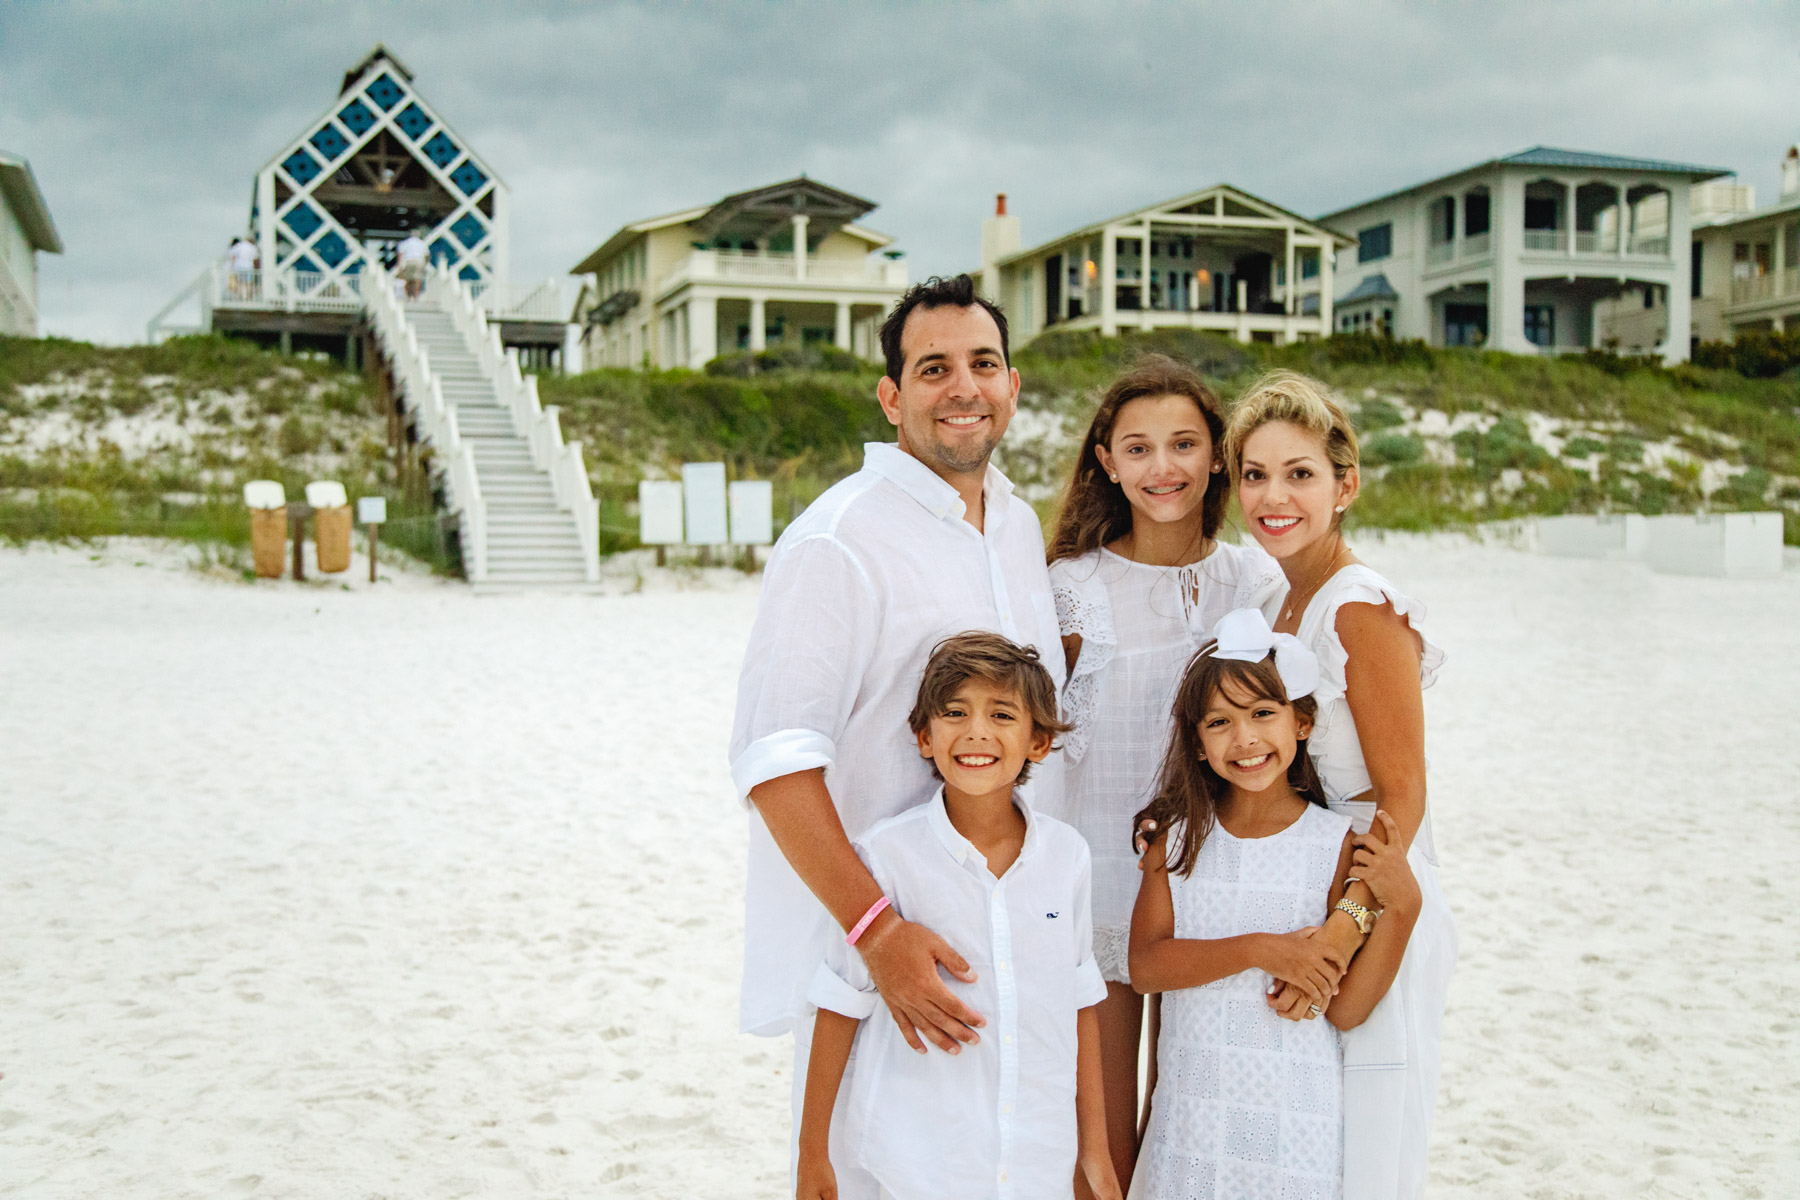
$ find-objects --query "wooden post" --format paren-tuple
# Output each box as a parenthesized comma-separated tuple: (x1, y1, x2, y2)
(368, 521, 380, 582)
(287, 502, 313, 580)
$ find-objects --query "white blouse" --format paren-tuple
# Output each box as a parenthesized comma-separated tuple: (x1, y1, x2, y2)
(809, 790, 1108, 1200)
(1048, 540, 1284, 982)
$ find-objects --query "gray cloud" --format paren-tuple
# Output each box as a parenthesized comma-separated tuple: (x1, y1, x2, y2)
(3, 1, 1796, 343)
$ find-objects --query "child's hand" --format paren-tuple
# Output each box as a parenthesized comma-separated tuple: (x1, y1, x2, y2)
(795, 1144, 837, 1200)
(1351, 810, 1420, 917)
(1266, 980, 1320, 1022)
(1080, 1147, 1124, 1200)
(1260, 927, 1347, 1008)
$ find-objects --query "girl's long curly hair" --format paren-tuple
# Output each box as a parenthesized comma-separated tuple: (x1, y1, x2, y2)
(1046, 354, 1230, 565)
(1134, 642, 1328, 877)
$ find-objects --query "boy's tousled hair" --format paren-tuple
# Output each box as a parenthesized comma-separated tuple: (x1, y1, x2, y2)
(1133, 641, 1327, 877)
(1047, 353, 1230, 564)
(908, 631, 1071, 785)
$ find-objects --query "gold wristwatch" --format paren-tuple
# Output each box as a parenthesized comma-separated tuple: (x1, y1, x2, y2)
(1334, 897, 1378, 936)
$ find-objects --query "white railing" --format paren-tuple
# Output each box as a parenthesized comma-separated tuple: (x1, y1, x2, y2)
(666, 248, 908, 290)
(366, 261, 488, 582)
(1426, 242, 1454, 265)
(469, 278, 573, 322)
(1462, 232, 1491, 259)
(434, 268, 601, 582)
(1728, 273, 1795, 305)
(1523, 229, 1567, 252)
(1628, 235, 1670, 257)
(1573, 231, 1617, 254)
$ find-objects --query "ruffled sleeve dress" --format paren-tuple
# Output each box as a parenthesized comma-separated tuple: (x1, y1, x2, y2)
(1272, 563, 1458, 1200)
(1048, 539, 1285, 984)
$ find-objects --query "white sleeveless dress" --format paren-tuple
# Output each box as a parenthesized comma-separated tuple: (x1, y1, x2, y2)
(1048, 542, 1284, 982)
(1132, 803, 1354, 1200)
(1270, 564, 1457, 1200)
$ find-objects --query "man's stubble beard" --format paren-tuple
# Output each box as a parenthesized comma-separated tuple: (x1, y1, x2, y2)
(908, 407, 1003, 477)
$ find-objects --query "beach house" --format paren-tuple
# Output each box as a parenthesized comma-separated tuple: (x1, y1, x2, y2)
(569, 177, 909, 370)
(1686, 147, 1800, 342)
(0, 151, 63, 337)
(978, 186, 1352, 348)
(1318, 147, 1729, 364)
(149, 45, 567, 363)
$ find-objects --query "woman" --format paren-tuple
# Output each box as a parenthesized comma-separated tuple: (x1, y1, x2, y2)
(1226, 370, 1457, 1200)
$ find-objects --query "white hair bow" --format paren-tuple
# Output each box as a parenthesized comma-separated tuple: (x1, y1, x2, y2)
(1206, 608, 1320, 700)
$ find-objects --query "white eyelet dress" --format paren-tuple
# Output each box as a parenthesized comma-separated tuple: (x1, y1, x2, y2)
(1272, 564, 1457, 1200)
(1132, 803, 1354, 1200)
(1047, 541, 1285, 983)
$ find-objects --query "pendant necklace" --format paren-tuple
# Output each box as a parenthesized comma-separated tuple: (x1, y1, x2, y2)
(1281, 541, 1350, 627)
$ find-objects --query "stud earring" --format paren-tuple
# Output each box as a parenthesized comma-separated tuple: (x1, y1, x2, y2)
(1334, 505, 1344, 513)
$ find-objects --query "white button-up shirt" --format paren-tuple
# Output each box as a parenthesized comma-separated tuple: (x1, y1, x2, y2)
(730, 442, 1065, 1037)
(807, 790, 1107, 1200)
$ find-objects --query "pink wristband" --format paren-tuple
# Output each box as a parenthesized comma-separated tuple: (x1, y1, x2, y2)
(845, 896, 891, 947)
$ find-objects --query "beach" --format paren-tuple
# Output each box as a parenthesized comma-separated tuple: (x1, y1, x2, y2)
(3, 534, 1796, 1198)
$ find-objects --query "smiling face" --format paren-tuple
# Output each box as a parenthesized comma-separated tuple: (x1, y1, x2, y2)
(1093, 392, 1221, 528)
(875, 304, 1019, 479)
(1236, 420, 1359, 560)
(1196, 678, 1311, 795)
(915, 677, 1053, 802)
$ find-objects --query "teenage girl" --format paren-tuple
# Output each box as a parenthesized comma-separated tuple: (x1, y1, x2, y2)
(1045, 353, 1284, 1194)
(1129, 609, 1419, 1199)
(1227, 370, 1457, 1200)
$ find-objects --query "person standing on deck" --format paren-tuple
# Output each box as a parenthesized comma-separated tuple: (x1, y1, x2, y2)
(729, 274, 1066, 1198)
(396, 231, 428, 299)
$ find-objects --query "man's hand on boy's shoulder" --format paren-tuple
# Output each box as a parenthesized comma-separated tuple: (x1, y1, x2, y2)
(857, 912, 986, 1054)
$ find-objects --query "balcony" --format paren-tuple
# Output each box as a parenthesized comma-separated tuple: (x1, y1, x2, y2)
(1523, 229, 1568, 252)
(659, 248, 908, 297)
(1729, 270, 1800, 308)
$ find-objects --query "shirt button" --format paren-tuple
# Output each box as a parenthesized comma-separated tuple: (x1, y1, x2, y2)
(1004, 1034, 1014, 1044)
(999, 1170, 1009, 1182)
(998, 960, 1009, 971)
(1002, 1103, 1012, 1114)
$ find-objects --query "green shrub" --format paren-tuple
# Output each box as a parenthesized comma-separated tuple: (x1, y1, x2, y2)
(1606, 435, 1645, 463)
(1561, 435, 1607, 458)
(1451, 416, 1548, 478)
(1362, 432, 1425, 466)
(1354, 398, 1407, 433)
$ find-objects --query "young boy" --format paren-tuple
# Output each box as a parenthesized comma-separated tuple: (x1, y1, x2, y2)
(797, 632, 1122, 1200)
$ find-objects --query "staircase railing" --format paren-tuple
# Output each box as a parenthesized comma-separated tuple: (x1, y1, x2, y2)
(433, 266, 601, 582)
(367, 262, 488, 582)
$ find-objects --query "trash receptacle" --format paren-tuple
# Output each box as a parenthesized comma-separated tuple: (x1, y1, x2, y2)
(307, 481, 351, 573)
(243, 480, 286, 578)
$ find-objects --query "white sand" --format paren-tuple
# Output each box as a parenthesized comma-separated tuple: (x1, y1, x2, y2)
(3, 535, 1796, 1198)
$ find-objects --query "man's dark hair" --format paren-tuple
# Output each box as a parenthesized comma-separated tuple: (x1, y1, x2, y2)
(878, 274, 1010, 384)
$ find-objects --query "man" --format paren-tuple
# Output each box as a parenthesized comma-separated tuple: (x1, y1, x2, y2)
(729, 274, 1065, 1193)
(226, 236, 258, 300)
(396, 231, 429, 299)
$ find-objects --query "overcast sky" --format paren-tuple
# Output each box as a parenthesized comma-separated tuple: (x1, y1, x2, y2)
(4, 1, 1798, 344)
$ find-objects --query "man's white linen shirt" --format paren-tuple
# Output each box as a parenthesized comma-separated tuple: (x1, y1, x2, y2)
(807, 790, 1107, 1200)
(730, 441, 1065, 1036)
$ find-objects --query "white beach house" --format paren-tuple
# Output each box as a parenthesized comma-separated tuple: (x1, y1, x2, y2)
(569, 177, 909, 370)
(979, 186, 1352, 347)
(0, 151, 64, 338)
(1318, 147, 1729, 363)
(1687, 147, 1800, 343)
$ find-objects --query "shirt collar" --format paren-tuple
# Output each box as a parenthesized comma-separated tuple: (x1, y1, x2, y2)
(923, 784, 1042, 872)
(862, 442, 1015, 525)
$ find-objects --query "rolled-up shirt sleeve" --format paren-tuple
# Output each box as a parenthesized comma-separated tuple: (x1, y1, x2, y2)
(729, 533, 879, 804)
(1070, 841, 1108, 1009)
(805, 838, 884, 1019)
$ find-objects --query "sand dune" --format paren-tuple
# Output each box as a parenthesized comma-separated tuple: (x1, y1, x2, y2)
(2, 535, 1794, 1198)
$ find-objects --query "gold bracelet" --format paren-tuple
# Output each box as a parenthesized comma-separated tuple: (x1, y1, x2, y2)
(1334, 897, 1377, 937)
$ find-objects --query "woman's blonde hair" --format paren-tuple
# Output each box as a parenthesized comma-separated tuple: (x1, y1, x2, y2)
(1224, 370, 1360, 483)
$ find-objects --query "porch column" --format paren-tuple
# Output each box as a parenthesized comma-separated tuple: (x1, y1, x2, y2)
(687, 294, 717, 369)
(1100, 227, 1118, 336)
(255, 169, 276, 301)
(834, 300, 851, 349)
(1235, 280, 1251, 342)
(1318, 245, 1333, 335)
(749, 296, 766, 351)
(1493, 173, 1529, 353)
(1775, 222, 1787, 298)
(1660, 185, 1694, 364)
(1566, 180, 1576, 258)
(792, 215, 809, 280)
(1284, 228, 1296, 315)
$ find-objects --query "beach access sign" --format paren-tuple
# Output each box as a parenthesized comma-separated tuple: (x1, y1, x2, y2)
(638, 481, 683, 545)
(682, 463, 729, 544)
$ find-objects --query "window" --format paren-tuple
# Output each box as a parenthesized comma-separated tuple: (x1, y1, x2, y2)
(1524, 198, 1558, 231)
(1431, 197, 1454, 244)
(1445, 303, 1488, 347)
(1464, 192, 1491, 237)
(1691, 240, 1703, 298)
(1277, 262, 1286, 286)
(1300, 251, 1319, 280)
(1358, 223, 1392, 263)
(1524, 304, 1556, 348)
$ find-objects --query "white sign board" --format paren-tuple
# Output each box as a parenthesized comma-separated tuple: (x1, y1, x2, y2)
(729, 481, 774, 546)
(638, 480, 685, 545)
(682, 462, 729, 545)
(357, 496, 388, 525)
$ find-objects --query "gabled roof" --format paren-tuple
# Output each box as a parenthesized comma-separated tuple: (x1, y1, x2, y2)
(998, 183, 1354, 268)
(1321, 146, 1731, 221)
(340, 44, 414, 94)
(0, 152, 63, 253)
(568, 179, 892, 275)
(1337, 273, 1397, 305)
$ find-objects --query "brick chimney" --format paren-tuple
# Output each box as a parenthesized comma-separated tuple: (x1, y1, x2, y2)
(1783, 146, 1799, 199)
(981, 193, 1021, 301)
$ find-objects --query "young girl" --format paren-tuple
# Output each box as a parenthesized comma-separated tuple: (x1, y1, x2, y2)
(1228, 370, 1456, 1200)
(1046, 354, 1283, 1192)
(1129, 609, 1419, 1200)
